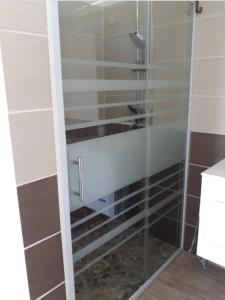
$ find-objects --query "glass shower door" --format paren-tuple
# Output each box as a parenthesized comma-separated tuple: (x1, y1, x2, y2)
(146, 1, 194, 275)
(57, 1, 194, 299)
(59, 2, 150, 299)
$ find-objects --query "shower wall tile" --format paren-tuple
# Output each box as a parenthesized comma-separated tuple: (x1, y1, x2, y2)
(60, 32, 100, 60)
(17, 176, 60, 247)
(190, 132, 225, 167)
(150, 217, 180, 248)
(0, 1, 47, 34)
(0, 31, 52, 112)
(153, 22, 188, 62)
(197, 1, 225, 17)
(185, 195, 200, 227)
(191, 96, 225, 135)
(25, 234, 64, 299)
(153, 1, 191, 26)
(184, 224, 195, 251)
(192, 57, 225, 97)
(1, 2, 66, 299)
(195, 14, 225, 58)
(43, 284, 66, 300)
(185, 1, 225, 254)
(9, 110, 57, 186)
(59, 2, 103, 38)
(187, 165, 206, 197)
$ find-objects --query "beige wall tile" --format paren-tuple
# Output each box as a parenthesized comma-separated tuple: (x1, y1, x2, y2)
(0, 1, 47, 34)
(9, 110, 57, 185)
(153, 1, 192, 26)
(153, 22, 188, 62)
(192, 57, 225, 96)
(195, 15, 225, 58)
(197, 1, 225, 17)
(60, 32, 101, 60)
(191, 96, 225, 135)
(0, 31, 52, 112)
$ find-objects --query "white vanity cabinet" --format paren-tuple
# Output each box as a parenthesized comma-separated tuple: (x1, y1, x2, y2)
(197, 159, 225, 268)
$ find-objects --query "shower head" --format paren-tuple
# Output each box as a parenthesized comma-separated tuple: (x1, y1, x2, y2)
(129, 32, 146, 50)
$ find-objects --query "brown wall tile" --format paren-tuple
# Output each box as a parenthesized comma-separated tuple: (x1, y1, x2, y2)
(185, 195, 200, 227)
(184, 224, 195, 251)
(25, 234, 64, 299)
(190, 132, 225, 167)
(150, 217, 180, 247)
(187, 164, 207, 197)
(18, 176, 60, 247)
(43, 284, 66, 300)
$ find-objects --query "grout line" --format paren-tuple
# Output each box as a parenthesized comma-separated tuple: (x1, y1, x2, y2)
(154, 19, 191, 29)
(195, 56, 225, 60)
(24, 231, 61, 251)
(0, 28, 48, 38)
(9, 108, 53, 115)
(16, 173, 57, 188)
(192, 95, 225, 98)
(189, 162, 209, 169)
(187, 193, 200, 200)
(185, 222, 196, 228)
(197, 13, 225, 21)
(154, 58, 189, 64)
(35, 281, 65, 300)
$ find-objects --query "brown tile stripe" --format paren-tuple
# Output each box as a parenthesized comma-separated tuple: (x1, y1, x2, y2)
(190, 132, 225, 167)
(187, 164, 207, 197)
(42, 283, 66, 300)
(25, 234, 65, 299)
(150, 217, 181, 247)
(184, 224, 195, 251)
(185, 195, 200, 227)
(17, 175, 60, 247)
(184, 131, 225, 253)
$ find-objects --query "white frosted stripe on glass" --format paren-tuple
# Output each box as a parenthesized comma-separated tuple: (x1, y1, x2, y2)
(150, 169, 183, 189)
(64, 97, 182, 112)
(71, 186, 146, 229)
(63, 79, 147, 92)
(68, 120, 186, 209)
(66, 113, 147, 131)
(65, 108, 186, 131)
(72, 178, 182, 243)
(73, 190, 181, 262)
(72, 197, 145, 243)
(74, 200, 181, 277)
(148, 203, 180, 229)
(74, 226, 145, 277)
(71, 168, 183, 230)
(64, 100, 151, 112)
(63, 79, 187, 93)
(74, 210, 145, 262)
(62, 57, 149, 70)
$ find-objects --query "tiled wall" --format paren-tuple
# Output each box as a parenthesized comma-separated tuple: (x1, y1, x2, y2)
(184, 1, 225, 250)
(0, 2, 66, 299)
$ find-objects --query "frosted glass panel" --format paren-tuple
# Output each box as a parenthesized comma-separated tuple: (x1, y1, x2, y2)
(58, 1, 194, 299)
(67, 129, 147, 210)
(67, 119, 186, 210)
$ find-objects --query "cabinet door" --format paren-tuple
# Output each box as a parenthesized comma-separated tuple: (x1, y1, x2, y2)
(197, 174, 225, 267)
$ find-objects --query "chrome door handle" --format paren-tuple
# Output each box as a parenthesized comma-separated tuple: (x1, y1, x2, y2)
(73, 157, 84, 202)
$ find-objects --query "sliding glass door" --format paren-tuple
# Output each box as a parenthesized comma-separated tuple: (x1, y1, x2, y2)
(57, 1, 194, 299)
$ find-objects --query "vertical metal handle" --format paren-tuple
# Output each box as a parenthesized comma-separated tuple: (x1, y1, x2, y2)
(73, 157, 84, 202)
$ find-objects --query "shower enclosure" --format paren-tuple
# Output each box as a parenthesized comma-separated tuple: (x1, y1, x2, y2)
(49, 1, 194, 299)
